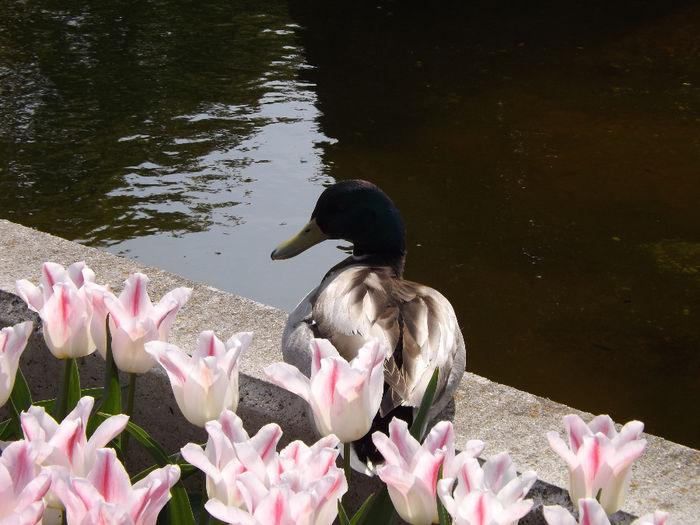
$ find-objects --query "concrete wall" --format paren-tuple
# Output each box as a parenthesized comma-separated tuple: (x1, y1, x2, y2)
(1, 219, 697, 523)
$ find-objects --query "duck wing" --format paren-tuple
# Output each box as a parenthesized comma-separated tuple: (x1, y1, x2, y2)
(312, 266, 464, 417)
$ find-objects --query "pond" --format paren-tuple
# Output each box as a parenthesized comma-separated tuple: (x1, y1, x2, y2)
(1, 0, 698, 448)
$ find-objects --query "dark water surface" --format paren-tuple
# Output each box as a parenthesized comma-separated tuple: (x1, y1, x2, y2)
(1, 0, 699, 447)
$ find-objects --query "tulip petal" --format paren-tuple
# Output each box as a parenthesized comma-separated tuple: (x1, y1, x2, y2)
(310, 339, 339, 376)
(547, 430, 579, 471)
(632, 510, 669, 525)
(378, 465, 436, 525)
(145, 341, 190, 387)
(15, 279, 44, 313)
(616, 420, 645, 447)
(422, 420, 454, 455)
(87, 414, 129, 452)
(180, 443, 220, 481)
(588, 415, 617, 439)
(118, 273, 152, 319)
(579, 498, 612, 525)
(206, 498, 257, 525)
(264, 363, 311, 402)
(562, 414, 592, 453)
(542, 504, 579, 525)
(609, 439, 646, 476)
(87, 449, 133, 503)
(497, 470, 537, 506)
(454, 458, 484, 499)
(387, 418, 421, 464)
(482, 451, 516, 493)
(498, 499, 534, 525)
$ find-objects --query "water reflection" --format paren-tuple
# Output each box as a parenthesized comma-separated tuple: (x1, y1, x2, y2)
(1, 0, 699, 447)
(288, 0, 700, 447)
(0, 0, 341, 307)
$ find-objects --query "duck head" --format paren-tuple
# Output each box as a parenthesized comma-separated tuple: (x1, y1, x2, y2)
(271, 179, 407, 272)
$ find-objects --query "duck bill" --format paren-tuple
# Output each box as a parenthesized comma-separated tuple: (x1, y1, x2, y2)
(271, 218, 329, 260)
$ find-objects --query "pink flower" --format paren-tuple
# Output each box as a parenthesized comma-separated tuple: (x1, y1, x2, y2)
(275, 436, 347, 525)
(145, 330, 251, 427)
(15, 262, 100, 358)
(19, 396, 128, 478)
(183, 410, 347, 525)
(180, 410, 283, 508)
(437, 452, 536, 525)
(205, 484, 314, 525)
(92, 273, 191, 373)
(546, 414, 646, 513)
(0, 440, 52, 524)
(372, 418, 482, 525)
(52, 448, 180, 525)
(204, 437, 347, 525)
(543, 498, 669, 525)
(0, 321, 33, 408)
(264, 338, 385, 443)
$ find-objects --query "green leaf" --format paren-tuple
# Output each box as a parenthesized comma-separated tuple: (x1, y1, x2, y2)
(10, 367, 32, 412)
(338, 501, 352, 525)
(350, 493, 375, 525)
(80, 387, 105, 399)
(33, 398, 55, 412)
(360, 485, 395, 525)
(122, 418, 170, 466)
(410, 367, 440, 441)
(438, 498, 451, 525)
(5, 367, 33, 439)
(131, 453, 198, 484)
(0, 419, 13, 440)
(166, 483, 195, 525)
(91, 411, 170, 468)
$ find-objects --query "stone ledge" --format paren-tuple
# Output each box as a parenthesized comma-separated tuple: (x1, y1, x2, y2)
(1, 219, 698, 523)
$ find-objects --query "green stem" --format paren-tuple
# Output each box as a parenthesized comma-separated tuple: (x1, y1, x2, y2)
(343, 441, 351, 508)
(54, 358, 74, 421)
(121, 372, 137, 459)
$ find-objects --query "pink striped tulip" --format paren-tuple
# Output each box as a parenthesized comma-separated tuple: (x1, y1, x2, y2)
(546, 414, 646, 513)
(264, 338, 385, 443)
(15, 261, 100, 358)
(0, 321, 33, 408)
(204, 436, 346, 525)
(437, 452, 536, 525)
(372, 419, 480, 525)
(19, 396, 128, 478)
(145, 330, 251, 427)
(543, 498, 669, 525)
(0, 440, 52, 524)
(180, 410, 283, 509)
(275, 435, 347, 525)
(94, 273, 191, 373)
(52, 447, 180, 525)
(205, 484, 316, 525)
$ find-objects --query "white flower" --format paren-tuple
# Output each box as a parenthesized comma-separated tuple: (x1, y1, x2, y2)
(146, 330, 251, 427)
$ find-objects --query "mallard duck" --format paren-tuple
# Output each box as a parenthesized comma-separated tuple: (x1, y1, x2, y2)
(271, 179, 466, 467)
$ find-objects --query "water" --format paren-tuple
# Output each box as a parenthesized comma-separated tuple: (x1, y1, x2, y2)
(1, 0, 699, 447)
